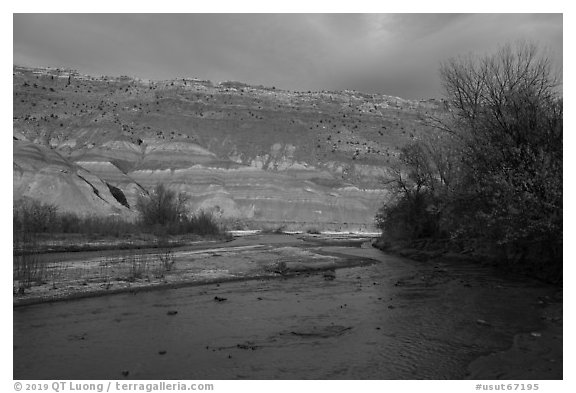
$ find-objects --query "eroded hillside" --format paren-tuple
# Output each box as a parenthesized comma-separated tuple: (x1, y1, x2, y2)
(13, 65, 444, 230)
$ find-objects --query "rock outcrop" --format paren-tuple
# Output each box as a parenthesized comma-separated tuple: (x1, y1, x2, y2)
(13, 65, 445, 229)
(13, 140, 136, 218)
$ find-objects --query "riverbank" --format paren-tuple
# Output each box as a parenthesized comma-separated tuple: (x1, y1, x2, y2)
(372, 236, 562, 285)
(13, 232, 232, 255)
(13, 233, 377, 307)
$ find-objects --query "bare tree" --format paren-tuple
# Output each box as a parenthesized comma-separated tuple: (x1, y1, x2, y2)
(440, 41, 561, 167)
(135, 184, 190, 226)
(378, 41, 562, 253)
(438, 41, 562, 243)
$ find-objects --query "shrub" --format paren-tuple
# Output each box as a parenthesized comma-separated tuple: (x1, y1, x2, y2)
(13, 198, 58, 234)
(375, 194, 439, 240)
(13, 191, 223, 241)
(13, 199, 55, 292)
(135, 184, 189, 226)
(13, 230, 45, 293)
(182, 210, 221, 236)
(376, 141, 448, 240)
(136, 184, 223, 236)
(125, 251, 149, 281)
(57, 213, 138, 236)
(157, 248, 175, 273)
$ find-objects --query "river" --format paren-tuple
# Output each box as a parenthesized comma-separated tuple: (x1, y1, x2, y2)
(13, 235, 561, 379)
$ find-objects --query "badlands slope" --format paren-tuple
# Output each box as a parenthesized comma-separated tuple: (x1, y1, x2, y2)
(13, 66, 444, 230)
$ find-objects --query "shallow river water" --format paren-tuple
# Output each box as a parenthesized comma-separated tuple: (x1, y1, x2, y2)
(13, 238, 560, 379)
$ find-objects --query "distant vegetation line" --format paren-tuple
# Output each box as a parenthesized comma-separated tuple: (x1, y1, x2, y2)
(13, 183, 224, 241)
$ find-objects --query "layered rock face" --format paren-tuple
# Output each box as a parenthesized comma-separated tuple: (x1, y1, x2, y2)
(13, 66, 444, 230)
(13, 140, 137, 218)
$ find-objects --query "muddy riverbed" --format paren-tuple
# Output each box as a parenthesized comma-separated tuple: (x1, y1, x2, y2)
(13, 234, 562, 379)
(13, 234, 376, 306)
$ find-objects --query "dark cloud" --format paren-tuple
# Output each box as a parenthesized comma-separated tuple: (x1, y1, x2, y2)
(13, 14, 562, 99)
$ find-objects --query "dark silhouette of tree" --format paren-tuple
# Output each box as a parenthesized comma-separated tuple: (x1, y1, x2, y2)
(377, 42, 562, 276)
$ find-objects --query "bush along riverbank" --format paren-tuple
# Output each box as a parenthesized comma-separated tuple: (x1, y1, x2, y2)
(373, 43, 562, 287)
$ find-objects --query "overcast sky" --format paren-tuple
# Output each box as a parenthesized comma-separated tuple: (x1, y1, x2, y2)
(13, 14, 562, 99)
